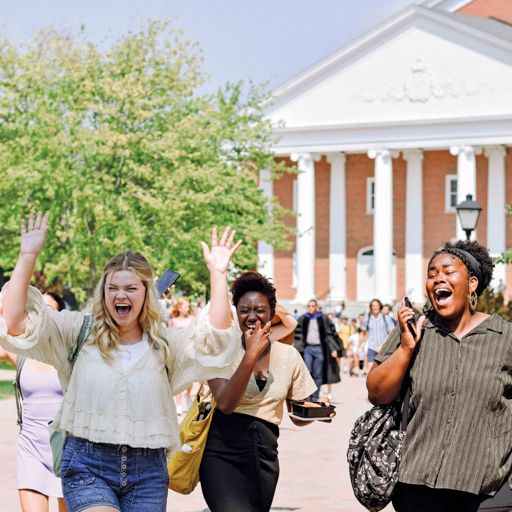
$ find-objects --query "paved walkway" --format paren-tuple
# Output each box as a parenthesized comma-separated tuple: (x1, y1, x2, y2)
(0, 372, 392, 511)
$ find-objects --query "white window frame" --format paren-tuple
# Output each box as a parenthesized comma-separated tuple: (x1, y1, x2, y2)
(366, 177, 375, 214)
(445, 174, 458, 213)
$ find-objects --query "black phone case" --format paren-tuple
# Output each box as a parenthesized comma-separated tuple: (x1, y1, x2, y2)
(404, 297, 417, 336)
(156, 270, 180, 296)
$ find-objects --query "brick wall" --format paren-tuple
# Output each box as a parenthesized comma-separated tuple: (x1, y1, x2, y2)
(315, 156, 331, 299)
(458, 0, 512, 25)
(273, 157, 296, 300)
(476, 152, 488, 247)
(271, 150, 511, 302)
(423, 150, 458, 255)
(346, 154, 374, 300)
(394, 155, 407, 299)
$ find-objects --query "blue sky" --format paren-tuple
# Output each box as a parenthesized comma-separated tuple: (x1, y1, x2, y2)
(2, 0, 419, 93)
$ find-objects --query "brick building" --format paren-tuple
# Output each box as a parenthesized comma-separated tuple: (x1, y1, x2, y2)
(260, 0, 512, 305)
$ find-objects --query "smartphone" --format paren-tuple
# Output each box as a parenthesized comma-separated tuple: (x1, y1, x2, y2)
(404, 296, 417, 337)
(156, 270, 180, 297)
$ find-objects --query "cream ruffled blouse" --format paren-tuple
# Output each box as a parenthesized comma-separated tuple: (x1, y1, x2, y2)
(0, 286, 238, 452)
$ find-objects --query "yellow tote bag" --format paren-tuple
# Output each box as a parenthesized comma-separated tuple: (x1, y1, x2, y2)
(168, 388, 216, 494)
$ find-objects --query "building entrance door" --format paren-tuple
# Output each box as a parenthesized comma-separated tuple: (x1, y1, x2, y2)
(357, 247, 396, 302)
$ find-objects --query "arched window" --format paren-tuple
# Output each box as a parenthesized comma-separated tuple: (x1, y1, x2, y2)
(356, 246, 397, 302)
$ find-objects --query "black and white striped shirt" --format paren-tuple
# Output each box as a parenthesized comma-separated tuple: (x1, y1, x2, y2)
(376, 313, 512, 495)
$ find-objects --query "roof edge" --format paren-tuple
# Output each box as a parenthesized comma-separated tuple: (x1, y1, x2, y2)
(421, 0, 474, 12)
(268, 3, 512, 111)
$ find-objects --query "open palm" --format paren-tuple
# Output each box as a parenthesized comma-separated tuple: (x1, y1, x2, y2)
(20, 212, 49, 256)
(201, 226, 242, 274)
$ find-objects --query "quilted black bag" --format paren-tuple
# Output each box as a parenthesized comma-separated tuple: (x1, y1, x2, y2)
(346, 392, 410, 512)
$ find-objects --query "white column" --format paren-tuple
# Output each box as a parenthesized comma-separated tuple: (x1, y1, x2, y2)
(291, 152, 316, 303)
(368, 149, 397, 303)
(450, 145, 481, 240)
(257, 168, 274, 280)
(485, 145, 507, 290)
(327, 153, 346, 300)
(403, 149, 424, 304)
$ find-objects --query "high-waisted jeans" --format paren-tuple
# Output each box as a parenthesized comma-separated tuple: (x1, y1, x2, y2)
(61, 435, 168, 512)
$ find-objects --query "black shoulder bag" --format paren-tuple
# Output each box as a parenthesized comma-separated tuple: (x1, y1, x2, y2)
(347, 349, 417, 512)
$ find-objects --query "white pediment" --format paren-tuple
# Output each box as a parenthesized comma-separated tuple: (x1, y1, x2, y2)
(267, 6, 512, 148)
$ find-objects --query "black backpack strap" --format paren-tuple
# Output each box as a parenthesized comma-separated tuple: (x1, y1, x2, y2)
(14, 316, 93, 428)
(364, 314, 370, 332)
(68, 314, 93, 367)
(14, 356, 27, 426)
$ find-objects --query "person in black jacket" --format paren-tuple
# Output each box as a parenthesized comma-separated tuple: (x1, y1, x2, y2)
(294, 299, 343, 401)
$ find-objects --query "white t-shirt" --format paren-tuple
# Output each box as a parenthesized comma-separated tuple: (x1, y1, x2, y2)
(348, 333, 367, 360)
(115, 334, 150, 371)
(348, 333, 359, 352)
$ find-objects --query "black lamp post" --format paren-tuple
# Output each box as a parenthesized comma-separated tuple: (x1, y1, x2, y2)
(455, 194, 482, 241)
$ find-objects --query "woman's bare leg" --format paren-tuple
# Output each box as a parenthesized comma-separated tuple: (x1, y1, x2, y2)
(58, 497, 67, 512)
(19, 489, 49, 512)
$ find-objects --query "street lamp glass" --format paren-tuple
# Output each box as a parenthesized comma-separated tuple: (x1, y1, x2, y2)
(456, 194, 482, 231)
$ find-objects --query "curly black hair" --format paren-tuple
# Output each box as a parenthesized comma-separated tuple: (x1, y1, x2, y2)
(231, 271, 277, 316)
(429, 240, 494, 296)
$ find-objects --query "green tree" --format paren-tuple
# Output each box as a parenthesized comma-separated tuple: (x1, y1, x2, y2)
(0, 21, 293, 301)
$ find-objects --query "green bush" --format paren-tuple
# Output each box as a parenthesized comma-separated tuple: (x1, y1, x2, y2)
(477, 288, 512, 321)
(0, 380, 14, 399)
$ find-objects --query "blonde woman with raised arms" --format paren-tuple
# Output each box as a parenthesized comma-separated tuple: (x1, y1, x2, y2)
(0, 212, 241, 512)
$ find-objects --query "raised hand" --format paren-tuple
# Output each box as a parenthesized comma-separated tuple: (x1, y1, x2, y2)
(200, 226, 242, 274)
(244, 320, 272, 359)
(20, 212, 49, 257)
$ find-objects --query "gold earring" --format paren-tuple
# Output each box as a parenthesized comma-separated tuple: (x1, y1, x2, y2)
(469, 291, 478, 313)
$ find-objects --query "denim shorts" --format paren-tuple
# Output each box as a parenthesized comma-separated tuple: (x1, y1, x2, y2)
(367, 348, 378, 363)
(61, 436, 169, 512)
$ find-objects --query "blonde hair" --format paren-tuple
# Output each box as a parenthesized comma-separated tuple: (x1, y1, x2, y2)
(90, 251, 171, 364)
(170, 297, 191, 319)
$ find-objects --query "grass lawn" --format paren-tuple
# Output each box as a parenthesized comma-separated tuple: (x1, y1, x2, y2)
(0, 380, 14, 399)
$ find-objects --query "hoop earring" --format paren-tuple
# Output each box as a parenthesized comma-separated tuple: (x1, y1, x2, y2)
(469, 291, 478, 313)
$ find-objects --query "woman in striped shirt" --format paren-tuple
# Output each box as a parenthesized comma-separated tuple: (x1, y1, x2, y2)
(367, 240, 512, 512)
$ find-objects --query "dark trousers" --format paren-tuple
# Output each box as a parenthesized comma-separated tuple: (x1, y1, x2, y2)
(392, 483, 484, 512)
(303, 345, 323, 400)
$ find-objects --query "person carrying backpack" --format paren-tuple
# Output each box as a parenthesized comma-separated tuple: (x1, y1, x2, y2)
(363, 298, 395, 371)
